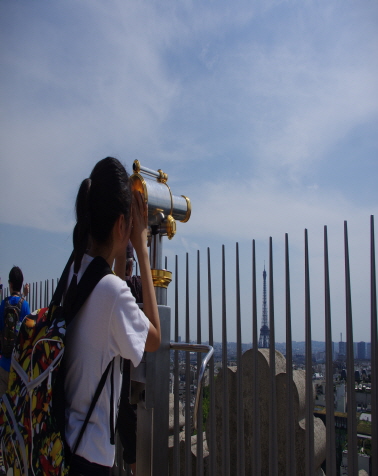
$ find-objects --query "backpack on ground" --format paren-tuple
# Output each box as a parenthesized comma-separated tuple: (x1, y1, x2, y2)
(0, 255, 112, 476)
(0, 296, 24, 358)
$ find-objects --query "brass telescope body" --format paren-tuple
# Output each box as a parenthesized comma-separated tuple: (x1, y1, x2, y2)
(131, 160, 191, 234)
(130, 160, 191, 299)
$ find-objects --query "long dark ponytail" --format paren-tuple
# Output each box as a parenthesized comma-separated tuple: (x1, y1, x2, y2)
(64, 157, 132, 312)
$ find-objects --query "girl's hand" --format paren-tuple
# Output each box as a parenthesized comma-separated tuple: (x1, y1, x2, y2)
(129, 190, 160, 351)
(130, 190, 148, 253)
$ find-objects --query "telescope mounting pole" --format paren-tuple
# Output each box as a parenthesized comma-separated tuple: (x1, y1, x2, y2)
(129, 161, 190, 476)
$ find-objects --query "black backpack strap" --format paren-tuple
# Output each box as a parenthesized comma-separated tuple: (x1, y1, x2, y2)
(71, 358, 115, 455)
(64, 255, 114, 455)
(67, 256, 112, 324)
(3, 296, 24, 313)
(16, 296, 24, 311)
(51, 251, 75, 306)
(49, 253, 112, 324)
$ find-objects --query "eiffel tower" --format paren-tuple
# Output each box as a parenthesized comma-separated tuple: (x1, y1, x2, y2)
(258, 265, 270, 348)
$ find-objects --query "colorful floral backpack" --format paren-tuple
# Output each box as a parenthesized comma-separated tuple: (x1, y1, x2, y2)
(0, 255, 112, 476)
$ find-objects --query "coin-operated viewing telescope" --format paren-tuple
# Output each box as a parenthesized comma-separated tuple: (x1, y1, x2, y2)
(124, 162, 211, 476)
(130, 160, 191, 304)
(127, 161, 192, 476)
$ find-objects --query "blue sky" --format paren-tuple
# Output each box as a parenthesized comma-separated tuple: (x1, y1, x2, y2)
(0, 0, 377, 344)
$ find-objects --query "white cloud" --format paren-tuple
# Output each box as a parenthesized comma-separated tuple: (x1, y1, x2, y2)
(0, 0, 376, 342)
(0, 0, 377, 245)
(183, 175, 377, 251)
(0, 1, 182, 230)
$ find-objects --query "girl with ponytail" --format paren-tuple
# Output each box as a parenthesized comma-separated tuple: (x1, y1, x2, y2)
(64, 157, 160, 476)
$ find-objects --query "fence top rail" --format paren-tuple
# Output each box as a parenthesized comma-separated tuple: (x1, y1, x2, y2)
(170, 342, 214, 429)
(170, 343, 212, 354)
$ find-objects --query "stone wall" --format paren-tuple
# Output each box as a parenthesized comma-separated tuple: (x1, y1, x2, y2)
(207, 348, 326, 475)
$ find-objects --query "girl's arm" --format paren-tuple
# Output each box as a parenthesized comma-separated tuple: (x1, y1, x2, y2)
(130, 191, 161, 352)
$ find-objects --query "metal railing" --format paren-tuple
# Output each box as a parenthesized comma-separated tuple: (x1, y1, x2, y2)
(169, 216, 377, 475)
(3, 216, 376, 475)
(170, 342, 214, 430)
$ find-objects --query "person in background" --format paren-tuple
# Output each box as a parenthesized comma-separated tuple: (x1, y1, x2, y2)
(64, 157, 160, 476)
(0, 267, 30, 395)
(125, 241, 143, 304)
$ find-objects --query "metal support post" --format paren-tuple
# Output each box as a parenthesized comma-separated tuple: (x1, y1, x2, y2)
(136, 306, 171, 476)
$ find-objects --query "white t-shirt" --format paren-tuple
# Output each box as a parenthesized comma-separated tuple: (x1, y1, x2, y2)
(64, 253, 150, 467)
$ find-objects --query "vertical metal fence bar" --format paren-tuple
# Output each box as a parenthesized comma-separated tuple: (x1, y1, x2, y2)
(252, 240, 261, 475)
(207, 247, 216, 475)
(324, 226, 336, 476)
(196, 250, 204, 476)
(371, 215, 378, 476)
(304, 229, 314, 476)
(185, 253, 191, 476)
(235, 243, 245, 475)
(268, 237, 278, 476)
(173, 255, 180, 476)
(344, 221, 357, 476)
(221, 244, 230, 476)
(39, 281, 42, 309)
(285, 233, 296, 475)
(52, 279, 55, 300)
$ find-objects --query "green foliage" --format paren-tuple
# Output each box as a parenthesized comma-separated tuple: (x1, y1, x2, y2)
(362, 438, 372, 456)
(357, 419, 372, 436)
(202, 385, 210, 427)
